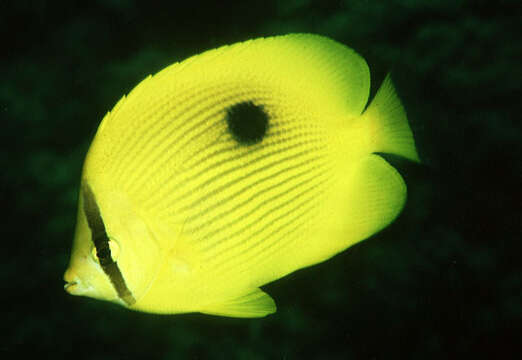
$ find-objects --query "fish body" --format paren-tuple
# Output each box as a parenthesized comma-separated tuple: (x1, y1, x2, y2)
(64, 33, 419, 317)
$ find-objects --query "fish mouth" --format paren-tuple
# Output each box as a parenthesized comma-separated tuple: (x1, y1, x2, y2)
(63, 268, 87, 295)
(64, 281, 78, 292)
(63, 277, 92, 296)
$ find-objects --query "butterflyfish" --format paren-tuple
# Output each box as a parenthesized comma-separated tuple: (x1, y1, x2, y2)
(63, 33, 419, 318)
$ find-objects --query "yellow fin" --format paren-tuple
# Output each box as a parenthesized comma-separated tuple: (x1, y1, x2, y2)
(340, 153, 407, 243)
(362, 74, 420, 162)
(201, 288, 276, 318)
(304, 153, 407, 267)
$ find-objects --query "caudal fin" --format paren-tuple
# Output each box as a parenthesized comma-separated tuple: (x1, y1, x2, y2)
(362, 74, 420, 162)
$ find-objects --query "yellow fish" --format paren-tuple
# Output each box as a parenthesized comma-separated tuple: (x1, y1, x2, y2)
(63, 33, 419, 318)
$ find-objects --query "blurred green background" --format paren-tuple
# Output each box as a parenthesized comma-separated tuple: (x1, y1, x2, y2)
(2, 0, 520, 358)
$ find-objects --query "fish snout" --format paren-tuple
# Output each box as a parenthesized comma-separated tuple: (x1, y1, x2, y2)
(63, 268, 87, 295)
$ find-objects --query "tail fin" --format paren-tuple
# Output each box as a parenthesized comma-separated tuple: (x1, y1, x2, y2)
(362, 74, 420, 162)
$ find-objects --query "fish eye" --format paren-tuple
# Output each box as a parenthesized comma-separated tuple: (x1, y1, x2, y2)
(226, 101, 268, 145)
(90, 239, 121, 263)
(90, 246, 98, 262)
(108, 239, 120, 261)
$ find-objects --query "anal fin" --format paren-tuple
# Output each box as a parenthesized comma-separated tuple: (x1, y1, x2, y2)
(201, 288, 276, 318)
(341, 153, 407, 240)
(299, 153, 408, 267)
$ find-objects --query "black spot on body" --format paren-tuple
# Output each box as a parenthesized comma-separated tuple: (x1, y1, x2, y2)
(226, 101, 268, 145)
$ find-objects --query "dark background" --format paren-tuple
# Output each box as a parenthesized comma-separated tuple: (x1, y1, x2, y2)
(2, 0, 521, 358)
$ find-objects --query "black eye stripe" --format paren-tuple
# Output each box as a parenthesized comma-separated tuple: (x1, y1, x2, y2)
(82, 183, 136, 306)
(96, 246, 112, 265)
